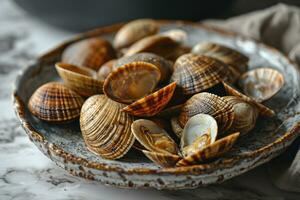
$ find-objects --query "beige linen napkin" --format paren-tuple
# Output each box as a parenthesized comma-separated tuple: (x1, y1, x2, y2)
(204, 3, 300, 192)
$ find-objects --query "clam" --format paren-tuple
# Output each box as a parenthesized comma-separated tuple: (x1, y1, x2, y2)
(171, 117, 184, 138)
(113, 53, 173, 82)
(62, 37, 115, 71)
(125, 35, 179, 57)
(131, 119, 179, 155)
(160, 29, 188, 43)
(192, 42, 249, 74)
(114, 19, 159, 49)
(181, 114, 218, 157)
(80, 95, 134, 160)
(97, 59, 117, 81)
(223, 96, 259, 135)
(103, 61, 161, 104)
(170, 54, 229, 95)
(177, 92, 234, 133)
(28, 82, 84, 122)
(176, 132, 240, 166)
(122, 82, 176, 117)
(221, 81, 275, 117)
(142, 150, 181, 167)
(55, 62, 103, 97)
(238, 68, 284, 102)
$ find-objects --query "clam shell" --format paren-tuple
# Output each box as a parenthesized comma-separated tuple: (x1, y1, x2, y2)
(28, 82, 84, 122)
(178, 92, 234, 133)
(171, 117, 183, 138)
(176, 132, 240, 166)
(192, 42, 249, 73)
(170, 54, 229, 95)
(142, 150, 181, 168)
(181, 114, 218, 157)
(160, 29, 188, 43)
(221, 81, 275, 117)
(238, 68, 284, 102)
(62, 37, 115, 71)
(103, 61, 161, 104)
(125, 35, 178, 57)
(55, 62, 103, 97)
(97, 59, 117, 81)
(122, 82, 176, 117)
(131, 119, 179, 155)
(80, 95, 134, 160)
(223, 96, 259, 135)
(113, 53, 173, 82)
(113, 19, 158, 49)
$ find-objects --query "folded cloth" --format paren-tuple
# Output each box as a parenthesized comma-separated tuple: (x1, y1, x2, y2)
(203, 3, 300, 193)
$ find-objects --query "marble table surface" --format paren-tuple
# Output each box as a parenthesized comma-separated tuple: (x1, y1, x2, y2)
(0, 0, 300, 199)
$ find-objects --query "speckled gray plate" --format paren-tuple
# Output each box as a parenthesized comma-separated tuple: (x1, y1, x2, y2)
(13, 21, 300, 189)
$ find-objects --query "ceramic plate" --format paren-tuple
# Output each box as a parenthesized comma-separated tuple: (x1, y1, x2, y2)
(13, 21, 300, 189)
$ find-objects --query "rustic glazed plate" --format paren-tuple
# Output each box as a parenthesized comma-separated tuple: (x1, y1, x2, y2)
(13, 20, 300, 189)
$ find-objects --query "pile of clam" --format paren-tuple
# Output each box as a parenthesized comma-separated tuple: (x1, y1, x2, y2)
(28, 19, 284, 167)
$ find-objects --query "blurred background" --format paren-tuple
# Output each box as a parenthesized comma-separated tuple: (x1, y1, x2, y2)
(13, 0, 300, 31)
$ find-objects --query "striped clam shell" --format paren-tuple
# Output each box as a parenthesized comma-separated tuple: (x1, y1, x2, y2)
(55, 62, 103, 97)
(223, 96, 259, 136)
(131, 119, 179, 155)
(103, 61, 161, 104)
(28, 82, 84, 122)
(221, 81, 275, 117)
(122, 82, 176, 117)
(97, 59, 117, 81)
(113, 19, 158, 49)
(62, 37, 115, 71)
(80, 95, 134, 160)
(142, 150, 181, 168)
(238, 68, 284, 102)
(192, 42, 249, 74)
(178, 92, 234, 133)
(114, 52, 173, 83)
(176, 132, 240, 167)
(170, 54, 229, 95)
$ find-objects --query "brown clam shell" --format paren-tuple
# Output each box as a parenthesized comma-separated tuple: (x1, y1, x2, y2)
(170, 117, 184, 138)
(97, 59, 117, 81)
(80, 95, 134, 160)
(192, 42, 249, 73)
(170, 54, 229, 95)
(142, 150, 181, 168)
(62, 37, 115, 71)
(122, 82, 176, 117)
(176, 132, 240, 166)
(103, 61, 161, 104)
(125, 35, 179, 57)
(221, 81, 275, 117)
(131, 119, 179, 155)
(178, 92, 234, 133)
(55, 62, 103, 97)
(113, 53, 173, 83)
(28, 82, 84, 122)
(238, 68, 284, 102)
(113, 19, 159, 49)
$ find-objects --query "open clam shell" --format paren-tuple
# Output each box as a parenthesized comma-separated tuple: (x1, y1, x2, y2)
(55, 62, 103, 97)
(170, 54, 229, 95)
(113, 19, 159, 49)
(223, 96, 259, 135)
(181, 114, 218, 157)
(62, 37, 115, 71)
(131, 119, 179, 155)
(122, 82, 176, 117)
(221, 81, 275, 117)
(192, 42, 249, 74)
(238, 68, 284, 102)
(113, 53, 173, 83)
(97, 59, 117, 81)
(28, 82, 84, 122)
(80, 95, 134, 160)
(142, 150, 181, 168)
(176, 132, 240, 166)
(103, 61, 161, 104)
(178, 92, 234, 133)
